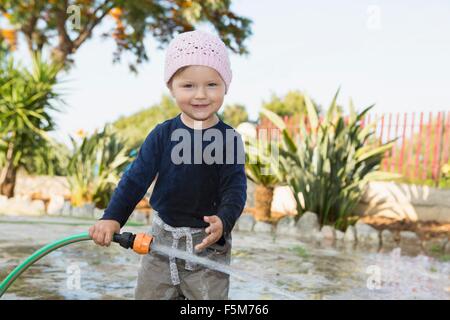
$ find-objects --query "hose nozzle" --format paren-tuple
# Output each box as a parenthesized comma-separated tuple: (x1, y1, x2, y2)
(112, 232, 153, 254)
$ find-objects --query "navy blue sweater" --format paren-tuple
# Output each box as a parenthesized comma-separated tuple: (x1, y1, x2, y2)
(101, 113, 247, 242)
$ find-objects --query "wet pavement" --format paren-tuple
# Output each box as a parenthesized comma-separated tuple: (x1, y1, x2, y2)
(0, 216, 449, 300)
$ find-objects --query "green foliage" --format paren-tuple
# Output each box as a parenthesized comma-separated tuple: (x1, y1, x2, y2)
(395, 176, 450, 189)
(288, 245, 309, 258)
(260, 88, 401, 229)
(112, 94, 179, 150)
(0, 52, 62, 136)
(390, 116, 448, 187)
(262, 90, 321, 117)
(220, 103, 248, 128)
(0, 1, 252, 72)
(0, 134, 70, 176)
(0, 52, 65, 177)
(66, 124, 133, 209)
(26, 139, 70, 176)
(441, 161, 450, 185)
(244, 134, 283, 188)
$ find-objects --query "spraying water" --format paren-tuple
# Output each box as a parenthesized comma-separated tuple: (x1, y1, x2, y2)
(151, 242, 303, 299)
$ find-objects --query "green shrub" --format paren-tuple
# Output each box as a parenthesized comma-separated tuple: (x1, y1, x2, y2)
(261, 89, 401, 229)
(67, 124, 132, 208)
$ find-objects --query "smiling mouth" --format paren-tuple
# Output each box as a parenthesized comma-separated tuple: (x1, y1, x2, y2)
(192, 104, 210, 108)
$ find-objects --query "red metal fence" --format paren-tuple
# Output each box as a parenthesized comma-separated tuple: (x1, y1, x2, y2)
(256, 111, 450, 185)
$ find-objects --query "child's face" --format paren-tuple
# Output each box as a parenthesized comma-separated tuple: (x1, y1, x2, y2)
(169, 65, 226, 123)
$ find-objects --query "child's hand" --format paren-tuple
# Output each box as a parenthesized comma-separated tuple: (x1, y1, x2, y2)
(89, 220, 120, 247)
(195, 215, 223, 252)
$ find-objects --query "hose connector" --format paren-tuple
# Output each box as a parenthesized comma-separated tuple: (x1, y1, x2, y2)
(112, 232, 153, 254)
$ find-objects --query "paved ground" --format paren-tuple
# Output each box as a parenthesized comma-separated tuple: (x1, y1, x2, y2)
(1, 215, 449, 300)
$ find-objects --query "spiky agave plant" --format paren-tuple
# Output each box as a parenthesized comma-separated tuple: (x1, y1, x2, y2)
(67, 124, 132, 208)
(260, 88, 400, 229)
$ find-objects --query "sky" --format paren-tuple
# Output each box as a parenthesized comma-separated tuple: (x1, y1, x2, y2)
(6, 0, 450, 146)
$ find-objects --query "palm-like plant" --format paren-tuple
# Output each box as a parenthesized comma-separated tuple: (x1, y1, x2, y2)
(0, 52, 64, 197)
(243, 128, 284, 221)
(67, 124, 133, 209)
(261, 89, 400, 229)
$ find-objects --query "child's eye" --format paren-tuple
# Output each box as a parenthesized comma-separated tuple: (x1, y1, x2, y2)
(182, 84, 216, 88)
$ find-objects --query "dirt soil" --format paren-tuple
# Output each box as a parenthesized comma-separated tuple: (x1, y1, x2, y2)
(358, 215, 450, 241)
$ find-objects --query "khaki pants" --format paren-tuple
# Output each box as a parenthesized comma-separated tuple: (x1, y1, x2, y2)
(134, 212, 232, 300)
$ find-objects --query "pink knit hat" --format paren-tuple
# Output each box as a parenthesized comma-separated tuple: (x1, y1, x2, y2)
(164, 30, 232, 93)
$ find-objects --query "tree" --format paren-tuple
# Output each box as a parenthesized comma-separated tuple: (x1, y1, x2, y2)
(220, 103, 248, 127)
(261, 90, 321, 118)
(0, 0, 252, 72)
(0, 52, 64, 197)
(112, 94, 179, 149)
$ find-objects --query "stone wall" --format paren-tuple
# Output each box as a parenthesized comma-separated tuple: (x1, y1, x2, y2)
(354, 181, 450, 223)
(247, 180, 450, 223)
(13, 171, 70, 199)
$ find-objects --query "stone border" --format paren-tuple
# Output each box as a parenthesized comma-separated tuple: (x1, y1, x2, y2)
(235, 211, 450, 256)
(0, 196, 149, 225)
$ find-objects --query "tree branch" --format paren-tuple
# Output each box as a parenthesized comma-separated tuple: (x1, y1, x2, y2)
(72, 0, 114, 50)
(0, 4, 7, 14)
(21, 16, 38, 53)
(54, 0, 73, 52)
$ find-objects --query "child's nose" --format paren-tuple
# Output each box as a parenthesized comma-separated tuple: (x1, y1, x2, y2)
(194, 86, 207, 98)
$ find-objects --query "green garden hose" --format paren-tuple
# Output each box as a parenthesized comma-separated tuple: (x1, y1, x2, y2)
(0, 232, 92, 298)
(0, 231, 151, 298)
